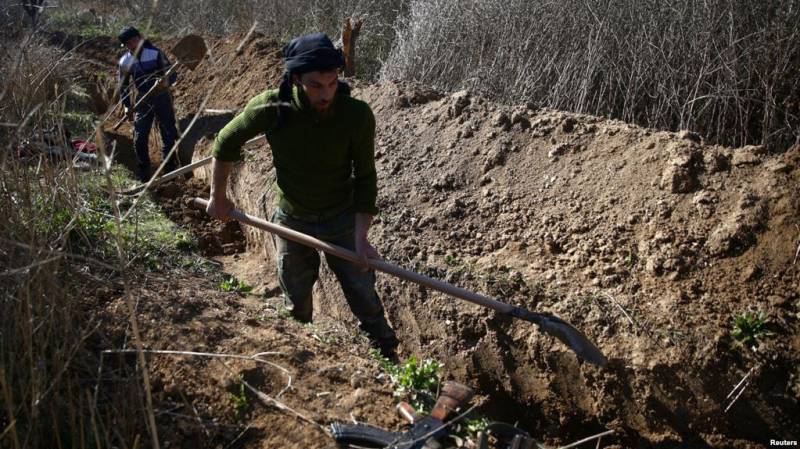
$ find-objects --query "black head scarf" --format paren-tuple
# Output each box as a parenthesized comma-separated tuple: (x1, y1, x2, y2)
(277, 33, 348, 126)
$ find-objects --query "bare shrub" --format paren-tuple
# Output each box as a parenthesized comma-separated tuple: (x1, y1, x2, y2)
(0, 35, 144, 449)
(382, 0, 800, 150)
(50, 0, 407, 79)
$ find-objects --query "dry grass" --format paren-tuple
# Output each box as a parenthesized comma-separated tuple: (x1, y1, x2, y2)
(381, 0, 800, 151)
(0, 32, 185, 449)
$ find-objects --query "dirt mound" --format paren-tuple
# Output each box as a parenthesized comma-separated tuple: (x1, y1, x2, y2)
(170, 31, 285, 117)
(189, 76, 798, 446)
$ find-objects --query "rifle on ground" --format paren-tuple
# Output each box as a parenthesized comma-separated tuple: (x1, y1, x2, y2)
(331, 381, 474, 448)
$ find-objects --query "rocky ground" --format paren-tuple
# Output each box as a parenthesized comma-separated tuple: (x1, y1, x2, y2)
(82, 31, 800, 448)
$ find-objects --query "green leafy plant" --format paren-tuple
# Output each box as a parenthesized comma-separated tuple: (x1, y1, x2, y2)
(624, 247, 638, 268)
(453, 415, 489, 441)
(732, 310, 769, 348)
(219, 276, 253, 294)
(371, 353, 442, 412)
(444, 254, 459, 266)
(230, 379, 249, 419)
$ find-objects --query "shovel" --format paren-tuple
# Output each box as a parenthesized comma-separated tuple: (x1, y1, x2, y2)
(112, 34, 208, 131)
(192, 198, 608, 366)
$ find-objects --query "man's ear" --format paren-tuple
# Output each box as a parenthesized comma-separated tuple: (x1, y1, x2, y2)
(292, 73, 302, 86)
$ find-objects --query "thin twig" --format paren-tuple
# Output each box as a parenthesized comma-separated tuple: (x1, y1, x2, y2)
(0, 255, 61, 276)
(99, 138, 161, 449)
(604, 293, 636, 329)
(726, 367, 754, 400)
(0, 420, 18, 443)
(216, 358, 328, 435)
(222, 422, 254, 449)
(724, 379, 750, 413)
(557, 430, 615, 449)
(0, 237, 119, 272)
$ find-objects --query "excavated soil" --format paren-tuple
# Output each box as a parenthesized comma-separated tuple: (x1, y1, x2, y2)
(80, 32, 800, 448)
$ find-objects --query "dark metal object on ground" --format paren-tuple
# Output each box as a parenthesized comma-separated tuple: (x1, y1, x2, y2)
(331, 381, 473, 448)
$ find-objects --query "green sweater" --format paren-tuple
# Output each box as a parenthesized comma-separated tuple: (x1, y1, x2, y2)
(212, 86, 378, 217)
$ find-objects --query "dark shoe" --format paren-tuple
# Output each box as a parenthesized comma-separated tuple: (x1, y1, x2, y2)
(136, 168, 151, 182)
(371, 336, 400, 363)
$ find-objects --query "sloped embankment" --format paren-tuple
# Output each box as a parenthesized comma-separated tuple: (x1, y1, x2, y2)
(190, 61, 798, 444)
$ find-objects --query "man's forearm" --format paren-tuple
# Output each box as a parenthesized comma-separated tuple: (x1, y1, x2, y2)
(211, 158, 233, 199)
(355, 212, 373, 241)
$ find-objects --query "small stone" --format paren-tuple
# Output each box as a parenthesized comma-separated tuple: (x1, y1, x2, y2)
(548, 143, 570, 158)
(732, 149, 761, 166)
(350, 373, 368, 389)
(493, 112, 511, 130)
(764, 160, 790, 173)
(704, 151, 730, 173)
(660, 165, 697, 193)
(511, 111, 530, 129)
(768, 295, 788, 307)
(562, 117, 577, 133)
(740, 266, 761, 282)
(678, 130, 702, 143)
(692, 190, 715, 205)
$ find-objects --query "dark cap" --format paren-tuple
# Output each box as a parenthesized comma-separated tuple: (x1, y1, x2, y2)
(117, 26, 141, 44)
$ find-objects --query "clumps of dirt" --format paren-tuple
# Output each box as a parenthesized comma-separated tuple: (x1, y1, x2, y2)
(187, 74, 799, 446)
(355, 81, 800, 446)
(150, 177, 246, 256)
(169, 31, 286, 117)
(96, 270, 406, 449)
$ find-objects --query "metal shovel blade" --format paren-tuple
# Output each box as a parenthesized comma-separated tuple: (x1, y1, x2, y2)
(171, 34, 207, 70)
(511, 308, 608, 366)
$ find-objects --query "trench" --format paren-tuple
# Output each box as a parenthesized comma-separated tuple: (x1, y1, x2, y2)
(102, 102, 795, 448)
(120, 119, 619, 446)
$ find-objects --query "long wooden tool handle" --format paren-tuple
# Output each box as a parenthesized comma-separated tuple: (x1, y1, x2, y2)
(152, 156, 212, 184)
(113, 63, 181, 131)
(192, 198, 516, 316)
(121, 156, 214, 195)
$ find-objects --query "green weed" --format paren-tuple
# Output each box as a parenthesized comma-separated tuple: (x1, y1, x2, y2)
(230, 379, 249, 419)
(732, 310, 769, 348)
(444, 254, 460, 266)
(220, 276, 253, 294)
(454, 415, 490, 441)
(624, 247, 638, 268)
(371, 352, 442, 412)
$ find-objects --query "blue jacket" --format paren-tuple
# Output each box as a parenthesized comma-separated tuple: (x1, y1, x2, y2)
(118, 41, 177, 108)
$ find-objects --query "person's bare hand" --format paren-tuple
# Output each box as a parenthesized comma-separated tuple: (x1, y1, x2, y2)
(206, 195, 233, 221)
(355, 237, 380, 271)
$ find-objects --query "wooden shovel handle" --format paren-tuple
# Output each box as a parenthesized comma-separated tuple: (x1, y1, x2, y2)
(192, 198, 518, 316)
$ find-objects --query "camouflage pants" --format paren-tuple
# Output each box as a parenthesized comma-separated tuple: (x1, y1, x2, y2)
(271, 208, 397, 342)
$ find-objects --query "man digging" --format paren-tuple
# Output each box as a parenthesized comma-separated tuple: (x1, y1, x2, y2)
(117, 26, 179, 181)
(206, 33, 399, 360)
